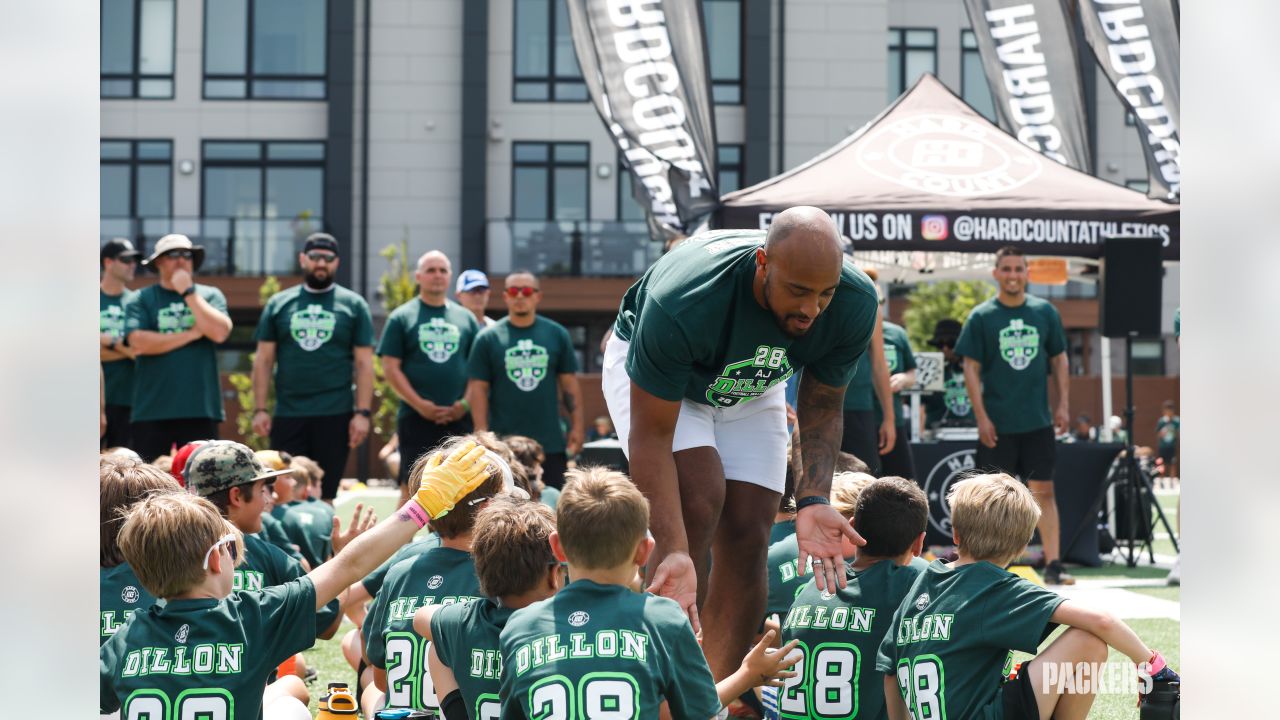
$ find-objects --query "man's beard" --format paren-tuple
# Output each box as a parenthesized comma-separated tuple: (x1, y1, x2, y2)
(305, 270, 334, 290)
(762, 272, 812, 338)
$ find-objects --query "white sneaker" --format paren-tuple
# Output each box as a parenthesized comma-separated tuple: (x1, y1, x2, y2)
(1166, 555, 1180, 586)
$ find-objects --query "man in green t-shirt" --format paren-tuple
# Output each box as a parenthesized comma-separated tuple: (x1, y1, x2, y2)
(100, 238, 141, 449)
(125, 234, 233, 461)
(877, 320, 918, 480)
(467, 271, 583, 489)
(252, 233, 375, 500)
(923, 319, 976, 430)
(1157, 400, 1180, 481)
(840, 269, 896, 475)
(601, 207, 877, 682)
(380, 250, 482, 505)
(955, 247, 1073, 585)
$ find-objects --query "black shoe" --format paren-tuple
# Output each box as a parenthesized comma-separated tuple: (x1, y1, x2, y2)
(1044, 560, 1076, 586)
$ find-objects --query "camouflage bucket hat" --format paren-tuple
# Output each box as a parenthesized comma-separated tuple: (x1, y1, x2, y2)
(185, 441, 294, 498)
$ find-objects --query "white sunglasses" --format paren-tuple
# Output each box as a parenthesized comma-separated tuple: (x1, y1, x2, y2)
(202, 532, 239, 570)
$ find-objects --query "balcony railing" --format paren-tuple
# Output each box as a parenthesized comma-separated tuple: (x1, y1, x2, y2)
(487, 219, 659, 277)
(100, 216, 325, 276)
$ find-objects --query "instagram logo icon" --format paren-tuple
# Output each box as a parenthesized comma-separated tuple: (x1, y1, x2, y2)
(921, 215, 949, 240)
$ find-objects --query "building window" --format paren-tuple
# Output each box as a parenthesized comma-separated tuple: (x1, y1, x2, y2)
(513, 0, 587, 102)
(203, 0, 328, 99)
(887, 28, 936, 102)
(704, 0, 743, 104)
(960, 30, 996, 122)
(618, 143, 741, 220)
(101, 140, 173, 220)
(202, 140, 326, 274)
(1126, 179, 1150, 193)
(1129, 338, 1165, 376)
(101, 0, 176, 98)
(512, 142, 590, 220)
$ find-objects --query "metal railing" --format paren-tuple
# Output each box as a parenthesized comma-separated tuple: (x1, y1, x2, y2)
(100, 216, 324, 275)
(486, 219, 659, 276)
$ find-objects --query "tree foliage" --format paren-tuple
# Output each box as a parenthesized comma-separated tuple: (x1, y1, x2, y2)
(229, 276, 279, 450)
(901, 280, 996, 351)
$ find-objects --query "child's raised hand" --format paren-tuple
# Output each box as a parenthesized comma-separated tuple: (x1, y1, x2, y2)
(742, 629, 801, 688)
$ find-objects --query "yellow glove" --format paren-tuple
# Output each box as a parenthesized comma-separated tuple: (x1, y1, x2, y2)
(413, 441, 491, 519)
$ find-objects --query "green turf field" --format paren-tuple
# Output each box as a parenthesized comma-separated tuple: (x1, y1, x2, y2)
(299, 487, 1180, 718)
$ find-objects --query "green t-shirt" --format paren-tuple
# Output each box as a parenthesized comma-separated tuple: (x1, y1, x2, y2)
(239, 532, 339, 637)
(614, 230, 879, 408)
(254, 284, 374, 417)
(101, 288, 138, 407)
(874, 321, 917, 427)
(843, 352, 874, 412)
(875, 559, 1066, 720)
(765, 533, 811, 616)
(954, 296, 1066, 434)
(925, 361, 975, 428)
(100, 563, 157, 645)
(363, 547, 482, 709)
(378, 298, 481, 420)
(779, 558, 928, 720)
(771, 518, 797, 545)
(431, 598, 514, 720)
(99, 576, 317, 717)
(361, 533, 442, 597)
(281, 497, 336, 569)
(498, 579, 722, 720)
(259, 512, 306, 565)
(125, 284, 228, 422)
(468, 317, 579, 453)
(1156, 416, 1180, 450)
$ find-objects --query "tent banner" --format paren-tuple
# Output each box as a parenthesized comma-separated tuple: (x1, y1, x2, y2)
(739, 209, 1176, 259)
(964, 0, 1094, 173)
(564, 0, 719, 243)
(1077, 0, 1180, 200)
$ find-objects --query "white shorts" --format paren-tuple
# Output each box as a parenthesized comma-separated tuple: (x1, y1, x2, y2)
(602, 334, 788, 492)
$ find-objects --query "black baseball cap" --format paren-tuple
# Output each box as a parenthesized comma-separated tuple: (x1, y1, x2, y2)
(303, 232, 339, 255)
(100, 238, 141, 262)
(928, 318, 963, 348)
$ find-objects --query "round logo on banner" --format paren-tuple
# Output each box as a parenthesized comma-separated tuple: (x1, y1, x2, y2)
(855, 114, 1043, 197)
(922, 448, 978, 538)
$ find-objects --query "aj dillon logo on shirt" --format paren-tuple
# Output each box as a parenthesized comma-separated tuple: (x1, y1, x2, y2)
(999, 319, 1040, 370)
(290, 304, 337, 351)
(505, 339, 549, 391)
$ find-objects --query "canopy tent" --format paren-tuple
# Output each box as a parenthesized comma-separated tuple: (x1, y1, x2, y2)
(718, 74, 1179, 264)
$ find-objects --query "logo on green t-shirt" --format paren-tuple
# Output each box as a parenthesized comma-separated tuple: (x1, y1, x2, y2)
(289, 304, 337, 351)
(157, 302, 194, 333)
(885, 343, 900, 372)
(121, 586, 140, 604)
(998, 319, 1040, 370)
(505, 339, 549, 391)
(419, 318, 462, 363)
(706, 345, 794, 408)
(944, 374, 971, 417)
(101, 305, 127, 339)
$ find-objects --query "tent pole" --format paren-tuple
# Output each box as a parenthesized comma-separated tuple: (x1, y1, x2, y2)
(1100, 336, 1114, 441)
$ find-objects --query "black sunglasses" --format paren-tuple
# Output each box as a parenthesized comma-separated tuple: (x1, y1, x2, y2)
(306, 251, 338, 263)
(163, 250, 194, 260)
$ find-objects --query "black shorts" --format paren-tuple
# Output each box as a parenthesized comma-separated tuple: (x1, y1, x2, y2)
(271, 413, 353, 500)
(976, 426, 1056, 482)
(396, 413, 473, 486)
(840, 410, 881, 476)
(1000, 660, 1041, 720)
(102, 404, 132, 450)
(1158, 445, 1177, 466)
(542, 452, 569, 490)
(879, 423, 917, 480)
(131, 417, 220, 462)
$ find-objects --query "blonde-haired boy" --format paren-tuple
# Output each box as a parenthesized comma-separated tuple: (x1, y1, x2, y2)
(877, 473, 1179, 720)
(498, 467, 799, 719)
(100, 441, 494, 719)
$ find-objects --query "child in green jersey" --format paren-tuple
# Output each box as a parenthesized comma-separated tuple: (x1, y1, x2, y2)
(100, 455, 179, 645)
(498, 467, 801, 720)
(100, 440, 495, 719)
(877, 473, 1180, 720)
(774, 476, 929, 720)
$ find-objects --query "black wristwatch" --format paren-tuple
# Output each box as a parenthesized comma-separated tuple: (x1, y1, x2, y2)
(354, 408, 372, 418)
(795, 495, 832, 511)
(180, 286, 196, 298)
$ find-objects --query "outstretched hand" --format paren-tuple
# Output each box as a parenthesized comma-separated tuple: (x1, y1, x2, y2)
(646, 551, 700, 634)
(742, 629, 801, 688)
(413, 441, 491, 519)
(331, 503, 377, 556)
(796, 503, 863, 593)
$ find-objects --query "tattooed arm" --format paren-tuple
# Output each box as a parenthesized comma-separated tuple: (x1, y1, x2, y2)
(793, 371, 864, 593)
(559, 373, 584, 455)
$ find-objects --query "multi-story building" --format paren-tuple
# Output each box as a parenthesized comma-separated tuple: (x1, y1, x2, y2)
(101, 0, 1178, 451)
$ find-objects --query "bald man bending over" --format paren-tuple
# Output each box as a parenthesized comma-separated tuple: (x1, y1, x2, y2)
(602, 207, 880, 680)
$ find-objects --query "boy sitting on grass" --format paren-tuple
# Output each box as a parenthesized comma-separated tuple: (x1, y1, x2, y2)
(877, 473, 1180, 720)
(498, 467, 800, 720)
(774, 476, 929, 720)
(99, 440, 495, 719)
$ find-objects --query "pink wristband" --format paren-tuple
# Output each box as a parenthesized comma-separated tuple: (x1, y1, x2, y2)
(398, 500, 431, 528)
(1139, 650, 1166, 676)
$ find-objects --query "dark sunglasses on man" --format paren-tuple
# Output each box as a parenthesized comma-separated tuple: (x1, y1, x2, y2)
(306, 251, 338, 263)
(505, 286, 538, 298)
(163, 249, 194, 260)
